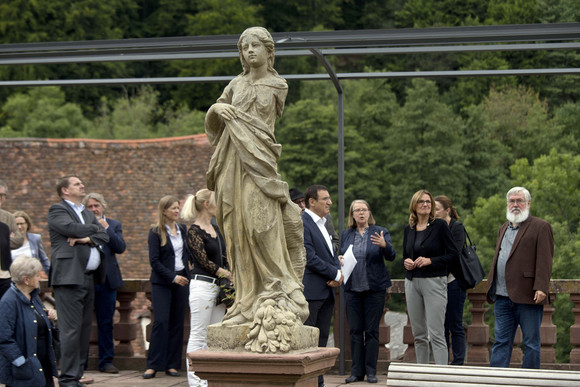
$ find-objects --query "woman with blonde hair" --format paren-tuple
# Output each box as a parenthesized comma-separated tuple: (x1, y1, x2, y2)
(143, 195, 190, 379)
(402, 189, 458, 365)
(181, 189, 232, 386)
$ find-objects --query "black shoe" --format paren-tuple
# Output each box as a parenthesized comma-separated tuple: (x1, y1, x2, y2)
(100, 363, 119, 374)
(367, 374, 378, 383)
(142, 370, 156, 379)
(165, 369, 180, 377)
(345, 375, 364, 383)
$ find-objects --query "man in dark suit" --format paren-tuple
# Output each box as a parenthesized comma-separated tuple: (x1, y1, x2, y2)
(486, 186, 554, 369)
(301, 185, 343, 387)
(48, 176, 109, 387)
(83, 192, 126, 374)
(290, 187, 339, 253)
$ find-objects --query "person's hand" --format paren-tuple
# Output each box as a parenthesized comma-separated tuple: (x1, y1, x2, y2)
(98, 218, 109, 229)
(338, 255, 344, 266)
(534, 290, 546, 304)
(213, 103, 238, 121)
(47, 309, 57, 320)
(370, 231, 386, 248)
(174, 275, 189, 287)
(67, 237, 91, 246)
(403, 258, 415, 271)
(414, 256, 432, 268)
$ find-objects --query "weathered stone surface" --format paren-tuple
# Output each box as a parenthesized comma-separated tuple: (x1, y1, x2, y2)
(207, 323, 319, 352)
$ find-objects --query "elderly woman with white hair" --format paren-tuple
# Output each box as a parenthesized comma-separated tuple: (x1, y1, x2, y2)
(0, 256, 58, 387)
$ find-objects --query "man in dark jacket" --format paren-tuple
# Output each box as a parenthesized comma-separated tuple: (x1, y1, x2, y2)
(84, 192, 126, 374)
(48, 175, 109, 387)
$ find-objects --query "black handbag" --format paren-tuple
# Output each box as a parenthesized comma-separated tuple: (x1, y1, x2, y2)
(215, 230, 235, 308)
(456, 229, 485, 290)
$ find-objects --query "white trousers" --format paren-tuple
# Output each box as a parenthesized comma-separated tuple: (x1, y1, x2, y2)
(405, 276, 448, 365)
(187, 279, 226, 387)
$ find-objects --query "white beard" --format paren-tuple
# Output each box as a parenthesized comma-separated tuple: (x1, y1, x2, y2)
(506, 206, 530, 224)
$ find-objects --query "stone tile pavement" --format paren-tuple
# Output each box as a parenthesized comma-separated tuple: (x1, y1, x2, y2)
(72, 369, 387, 386)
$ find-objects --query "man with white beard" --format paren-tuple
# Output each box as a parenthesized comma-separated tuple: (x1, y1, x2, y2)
(486, 187, 554, 369)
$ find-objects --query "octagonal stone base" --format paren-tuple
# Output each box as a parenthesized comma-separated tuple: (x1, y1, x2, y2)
(188, 347, 340, 387)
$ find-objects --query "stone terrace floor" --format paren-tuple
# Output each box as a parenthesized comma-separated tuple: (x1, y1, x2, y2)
(73, 369, 385, 386)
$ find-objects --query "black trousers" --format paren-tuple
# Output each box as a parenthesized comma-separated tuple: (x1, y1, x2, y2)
(305, 295, 335, 386)
(345, 289, 386, 378)
(53, 273, 94, 386)
(146, 281, 189, 371)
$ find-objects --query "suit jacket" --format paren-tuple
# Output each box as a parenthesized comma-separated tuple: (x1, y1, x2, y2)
(148, 223, 190, 285)
(26, 233, 50, 275)
(302, 212, 341, 301)
(486, 216, 554, 305)
(0, 209, 24, 250)
(0, 222, 10, 271)
(47, 200, 109, 287)
(101, 218, 126, 289)
(403, 218, 458, 279)
(339, 225, 396, 292)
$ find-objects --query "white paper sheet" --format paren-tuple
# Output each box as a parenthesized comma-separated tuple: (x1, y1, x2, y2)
(341, 244, 357, 284)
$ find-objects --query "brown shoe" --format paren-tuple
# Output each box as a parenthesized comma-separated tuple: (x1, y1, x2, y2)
(79, 375, 94, 384)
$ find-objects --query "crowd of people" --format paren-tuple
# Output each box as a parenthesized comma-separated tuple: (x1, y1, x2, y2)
(0, 173, 555, 387)
(0, 23, 555, 387)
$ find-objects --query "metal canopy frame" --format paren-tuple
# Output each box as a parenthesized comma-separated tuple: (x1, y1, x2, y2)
(2, 23, 579, 373)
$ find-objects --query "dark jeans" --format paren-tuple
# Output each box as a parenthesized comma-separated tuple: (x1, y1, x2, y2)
(94, 283, 117, 369)
(444, 279, 466, 365)
(490, 295, 543, 369)
(345, 289, 386, 378)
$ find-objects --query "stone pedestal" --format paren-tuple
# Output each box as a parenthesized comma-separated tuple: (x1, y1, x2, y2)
(207, 323, 319, 352)
(188, 347, 340, 386)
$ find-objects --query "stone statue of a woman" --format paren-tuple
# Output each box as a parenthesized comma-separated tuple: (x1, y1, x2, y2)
(205, 27, 310, 353)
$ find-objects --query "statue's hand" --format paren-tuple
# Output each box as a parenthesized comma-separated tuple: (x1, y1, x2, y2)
(212, 103, 238, 121)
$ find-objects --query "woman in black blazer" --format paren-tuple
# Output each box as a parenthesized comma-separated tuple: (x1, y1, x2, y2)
(143, 195, 190, 379)
(339, 200, 396, 384)
(403, 189, 458, 365)
(435, 195, 467, 365)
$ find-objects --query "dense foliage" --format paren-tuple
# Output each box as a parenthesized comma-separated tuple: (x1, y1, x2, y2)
(1, 0, 579, 362)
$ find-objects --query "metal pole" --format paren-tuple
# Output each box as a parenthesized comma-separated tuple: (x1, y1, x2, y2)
(309, 48, 346, 375)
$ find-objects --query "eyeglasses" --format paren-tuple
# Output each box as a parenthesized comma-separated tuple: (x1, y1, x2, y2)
(353, 208, 368, 213)
(0, 193, 6, 199)
(508, 199, 527, 205)
(417, 200, 431, 205)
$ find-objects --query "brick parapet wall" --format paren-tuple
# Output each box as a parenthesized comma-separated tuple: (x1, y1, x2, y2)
(0, 134, 214, 279)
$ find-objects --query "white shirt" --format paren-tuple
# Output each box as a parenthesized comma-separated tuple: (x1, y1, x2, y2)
(305, 208, 341, 282)
(166, 224, 185, 272)
(64, 199, 101, 270)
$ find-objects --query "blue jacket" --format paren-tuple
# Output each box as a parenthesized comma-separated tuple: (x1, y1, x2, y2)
(101, 218, 126, 289)
(27, 233, 50, 276)
(302, 212, 341, 301)
(339, 225, 397, 292)
(0, 284, 58, 387)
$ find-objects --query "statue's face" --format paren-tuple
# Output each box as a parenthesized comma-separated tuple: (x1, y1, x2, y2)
(241, 35, 267, 69)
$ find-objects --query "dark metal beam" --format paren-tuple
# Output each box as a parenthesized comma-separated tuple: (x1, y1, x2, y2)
(1, 42, 579, 66)
(1, 68, 578, 87)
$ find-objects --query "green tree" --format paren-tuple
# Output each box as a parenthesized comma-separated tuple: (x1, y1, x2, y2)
(0, 87, 93, 138)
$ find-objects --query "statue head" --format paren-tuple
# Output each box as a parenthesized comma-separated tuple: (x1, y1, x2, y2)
(238, 27, 276, 75)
